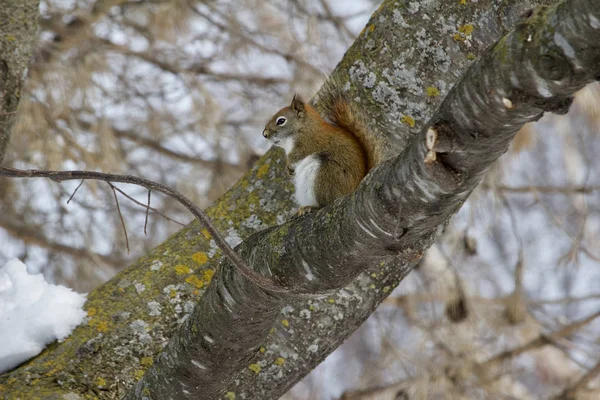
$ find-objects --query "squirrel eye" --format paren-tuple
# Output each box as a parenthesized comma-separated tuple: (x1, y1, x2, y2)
(276, 117, 287, 126)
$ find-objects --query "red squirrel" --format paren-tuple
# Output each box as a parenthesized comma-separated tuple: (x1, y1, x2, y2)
(263, 90, 383, 213)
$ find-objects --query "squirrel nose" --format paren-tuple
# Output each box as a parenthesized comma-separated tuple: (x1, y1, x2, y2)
(262, 129, 269, 138)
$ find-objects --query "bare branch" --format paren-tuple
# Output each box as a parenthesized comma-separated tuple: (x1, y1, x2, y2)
(110, 185, 185, 227)
(0, 165, 288, 293)
(145, 190, 151, 235)
(108, 182, 130, 254)
(482, 310, 600, 368)
(318, 0, 356, 40)
(0, 215, 122, 266)
(66, 180, 85, 204)
(493, 185, 600, 194)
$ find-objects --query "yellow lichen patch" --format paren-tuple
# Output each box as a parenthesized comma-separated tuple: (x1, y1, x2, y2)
(467, 53, 476, 60)
(30, 379, 39, 386)
(256, 163, 270, 179)
(370, 284, 376, 289)
(401, 116, 415, 127)
(135, 370, 145, 380)
(281, 319, 289, 328)
(453, 33, 466, 42)
(141, 357, 153, 367)
(202, 269, 214, 283)
(201, 228, 211, 240)
(89, 308, 111, 333)
(95, 377, 107, 387)
(6, 378, 16, 385)
(259, 347, 266, 353)
(45, 368, 59, 377)
(459, 24, 474, 35)
(274, 357, 286, 366)
(225, 392, 236, 400)
(248, 363, 262, 374)
(383, 286, 391, 293)
(185, 275, 205, 289)
(174, 265, 192, 275)
(328, 298, 335, 304)
(169, 288, 178, 298)
(94, 320, 110, 333)
(453, 24, 474, 42)
(459, 0, 467, 4)
(193, 289, 200, 296)
(192, 252, 209, 265)
(371, 273, 378, 278)
(309, 305, 315, 311)
(269, 327, 276, 334)
(426, 87, 440, 97)
(368, 24, 375, 33)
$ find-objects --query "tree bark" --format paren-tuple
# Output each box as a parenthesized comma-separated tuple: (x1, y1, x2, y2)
(2, 0, 598, 399)
(0, 0, 39, 163)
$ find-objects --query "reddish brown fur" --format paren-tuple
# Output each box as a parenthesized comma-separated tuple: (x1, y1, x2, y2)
(263, 95, 375, 207)
(290, 104, 367, 205)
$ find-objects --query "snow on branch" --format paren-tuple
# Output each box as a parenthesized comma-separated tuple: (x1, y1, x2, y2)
(0, 259, 87, 373)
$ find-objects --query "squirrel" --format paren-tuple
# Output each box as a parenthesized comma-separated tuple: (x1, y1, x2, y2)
(262, 84, 384, 213)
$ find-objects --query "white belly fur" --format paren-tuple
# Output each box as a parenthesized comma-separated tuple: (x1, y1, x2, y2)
(293, 155, 321, 207)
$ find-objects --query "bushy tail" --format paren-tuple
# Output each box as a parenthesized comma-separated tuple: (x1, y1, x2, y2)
(313, 79, 384, 170)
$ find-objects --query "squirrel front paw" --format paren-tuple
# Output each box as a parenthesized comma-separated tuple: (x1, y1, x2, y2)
(292, 206, 317, 220)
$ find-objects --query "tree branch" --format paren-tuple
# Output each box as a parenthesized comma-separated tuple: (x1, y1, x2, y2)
(3, 0, 596, 399)
(481, 310, 600, 368)
(0, 215, 123, 266)
(0, 166, 287, 293)
(492, 184, 600, 194)
(0, 0, 40, 162)
(122, 0, 600, 398)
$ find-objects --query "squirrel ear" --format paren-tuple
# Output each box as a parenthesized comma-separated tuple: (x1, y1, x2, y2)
(291, 94, 305, 115)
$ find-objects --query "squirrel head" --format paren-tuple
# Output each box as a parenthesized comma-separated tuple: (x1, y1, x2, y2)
(263, 94, 306, 146)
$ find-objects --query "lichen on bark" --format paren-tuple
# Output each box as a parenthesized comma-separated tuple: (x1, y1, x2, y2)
(2, 0, 598, 400)
(0, 0, 39, 163)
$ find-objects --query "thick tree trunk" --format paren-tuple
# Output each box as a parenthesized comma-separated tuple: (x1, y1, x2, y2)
(2, 0, 599, 399)
(0, 0, 39, 163)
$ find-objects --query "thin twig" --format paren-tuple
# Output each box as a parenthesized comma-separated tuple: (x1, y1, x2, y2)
(67, 180, 84, 204)
(0, 165, 288, 293)
(318, 0, 355, 40)
(109, 182, 130, 254)
(145, 190, 151, 235)
(110, 185, 185, 227)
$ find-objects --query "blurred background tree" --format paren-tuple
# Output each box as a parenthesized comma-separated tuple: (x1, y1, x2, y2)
(1, 0, 599, 398)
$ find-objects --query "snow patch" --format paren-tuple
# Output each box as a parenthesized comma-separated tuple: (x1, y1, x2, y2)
(0, 259, 87, 373)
